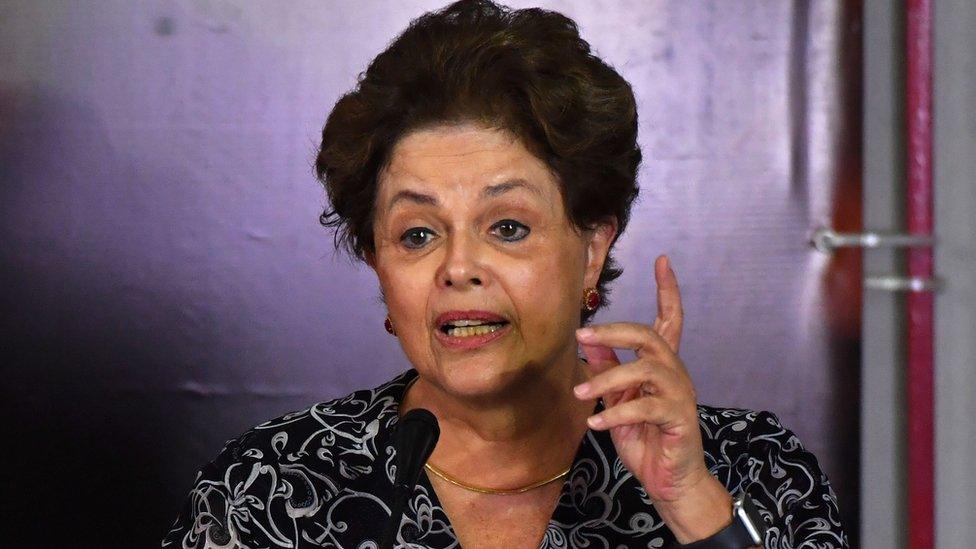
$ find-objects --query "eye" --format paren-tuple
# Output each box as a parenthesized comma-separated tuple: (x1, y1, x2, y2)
(490, 219, 530, 242)
(400, 227, 437, 249)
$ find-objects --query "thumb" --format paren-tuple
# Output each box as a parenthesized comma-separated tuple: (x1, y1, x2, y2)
(579, 342, 620, 373)
(579, 343, 629, 407)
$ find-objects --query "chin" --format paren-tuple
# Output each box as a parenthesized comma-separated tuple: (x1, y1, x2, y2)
(430, 355, 529, 398)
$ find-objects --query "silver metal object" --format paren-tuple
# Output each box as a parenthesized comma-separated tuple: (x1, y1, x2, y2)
(812, 228, 942, 292)
(811, 228, 935, 253)
(865, 275, 943, 293)
(733, 494, 768, 544)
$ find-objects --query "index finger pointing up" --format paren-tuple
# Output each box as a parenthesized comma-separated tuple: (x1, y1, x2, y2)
(653, 255, 684, 353)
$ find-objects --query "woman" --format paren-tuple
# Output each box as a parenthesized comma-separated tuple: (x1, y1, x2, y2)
(163, 1, 847, 547)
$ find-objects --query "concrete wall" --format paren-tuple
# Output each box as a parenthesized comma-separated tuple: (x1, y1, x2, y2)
(861, 1, 907, 546)
(934, 0, 976, 547)
(862, 1, 976, 546)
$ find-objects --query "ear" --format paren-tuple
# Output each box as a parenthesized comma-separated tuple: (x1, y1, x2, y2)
(364, 249, 377, 270)
(583, 217, 618, 288)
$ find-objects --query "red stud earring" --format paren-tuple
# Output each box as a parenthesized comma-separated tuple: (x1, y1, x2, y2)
(582, 287, 601, 312)
(384, 316, 397, 336)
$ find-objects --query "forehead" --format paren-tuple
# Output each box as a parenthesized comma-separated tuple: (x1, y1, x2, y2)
(377, 124, 560, 203)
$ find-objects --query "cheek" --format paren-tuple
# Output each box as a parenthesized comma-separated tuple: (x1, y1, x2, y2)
(503, 244, 584, 327)
(379, 265, 429, 321)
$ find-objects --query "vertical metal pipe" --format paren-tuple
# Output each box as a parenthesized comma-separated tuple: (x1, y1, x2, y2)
(905, 0, 934, 547)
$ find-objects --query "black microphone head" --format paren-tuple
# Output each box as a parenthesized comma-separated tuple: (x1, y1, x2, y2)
(393, 408, 440, 490)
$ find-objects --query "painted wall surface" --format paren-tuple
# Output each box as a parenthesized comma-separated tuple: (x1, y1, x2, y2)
(861, 1, 907, 546)
(0, 1, 860, 544)
(934, 0, 976, 546)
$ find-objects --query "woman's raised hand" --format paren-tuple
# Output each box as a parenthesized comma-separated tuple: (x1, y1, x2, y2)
(573, 255, 733, 541)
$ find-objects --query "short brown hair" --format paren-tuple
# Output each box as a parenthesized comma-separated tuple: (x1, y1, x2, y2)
(315, 0, 641, 322)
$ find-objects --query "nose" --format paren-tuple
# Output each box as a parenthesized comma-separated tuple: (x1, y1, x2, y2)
(437, 232, 486, 289)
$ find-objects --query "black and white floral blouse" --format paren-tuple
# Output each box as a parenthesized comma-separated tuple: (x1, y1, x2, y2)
(162, 369, 848, 548)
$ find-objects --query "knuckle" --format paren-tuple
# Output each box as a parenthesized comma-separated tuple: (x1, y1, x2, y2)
(586, 379, 604, 395)
(638, 361, 656, 378)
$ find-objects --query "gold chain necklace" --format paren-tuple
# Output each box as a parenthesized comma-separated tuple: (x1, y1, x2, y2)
(424, 461, 570, 495)
(401, 375, 572, 496)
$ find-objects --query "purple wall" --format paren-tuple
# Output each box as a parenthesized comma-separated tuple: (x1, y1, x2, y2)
(0, 1, 860, 544)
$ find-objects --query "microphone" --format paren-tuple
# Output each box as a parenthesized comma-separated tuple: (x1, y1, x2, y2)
(380, 408, 440, 549)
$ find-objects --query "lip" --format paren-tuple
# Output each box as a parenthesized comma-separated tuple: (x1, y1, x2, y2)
(434, 321, 511, 350)
(434, 310, 509, 328)
(433, 310, 511, 351)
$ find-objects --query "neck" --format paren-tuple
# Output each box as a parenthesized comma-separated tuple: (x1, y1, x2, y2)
(400, 346, 597, 491)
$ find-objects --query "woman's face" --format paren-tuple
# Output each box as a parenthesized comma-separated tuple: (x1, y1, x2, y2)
(369, 124, 615, 398)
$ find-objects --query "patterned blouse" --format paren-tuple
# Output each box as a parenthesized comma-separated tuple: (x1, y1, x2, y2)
(162, 369, 848, 548)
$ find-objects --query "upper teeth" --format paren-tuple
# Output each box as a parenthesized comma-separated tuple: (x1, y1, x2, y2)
(448, 319, 496, 327)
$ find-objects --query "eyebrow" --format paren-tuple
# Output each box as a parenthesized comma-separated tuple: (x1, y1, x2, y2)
(385, 178, 542, 212)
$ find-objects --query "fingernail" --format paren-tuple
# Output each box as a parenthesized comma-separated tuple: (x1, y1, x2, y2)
(576, 328, 595, 340)
(587, 415, 604, 429)
(666, 256, 674, 273)
(573, 382, 591, 397)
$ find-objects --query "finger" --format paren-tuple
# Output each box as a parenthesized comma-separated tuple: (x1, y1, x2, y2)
(586, 394, 681, 431)
(576, 322, 673, 361)
(579, 342, 620, 372)
(578, 343, 630, 407)
(653, 255, 684, 353)
(573, 358, 677, 400)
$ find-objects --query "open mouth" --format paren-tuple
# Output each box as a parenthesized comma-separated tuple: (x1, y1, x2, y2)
(439, 319, 510, 338)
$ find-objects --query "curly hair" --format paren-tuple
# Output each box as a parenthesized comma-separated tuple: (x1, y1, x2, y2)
(315, 0, 641, 323)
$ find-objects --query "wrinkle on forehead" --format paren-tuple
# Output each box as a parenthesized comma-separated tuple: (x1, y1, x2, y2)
(396, 123, 519, 150)
(384, 124, 524, 167)
(395, 144, 511, 160)
(377, 126, 554, 198)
